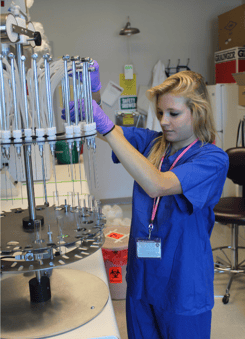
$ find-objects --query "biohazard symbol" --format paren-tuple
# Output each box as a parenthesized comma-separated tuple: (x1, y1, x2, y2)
(107, 232, 124, 240)
(109, 267, 122, 283)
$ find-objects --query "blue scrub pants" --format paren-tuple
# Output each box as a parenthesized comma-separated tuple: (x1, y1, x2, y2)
(126, 295, 212, 339)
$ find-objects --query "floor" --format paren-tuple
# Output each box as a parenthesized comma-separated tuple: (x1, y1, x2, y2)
(105, 203, 245, 339)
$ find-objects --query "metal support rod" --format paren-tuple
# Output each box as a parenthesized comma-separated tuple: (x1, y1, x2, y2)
(23, 145, 36, 221)
(36, 270, 41, 283)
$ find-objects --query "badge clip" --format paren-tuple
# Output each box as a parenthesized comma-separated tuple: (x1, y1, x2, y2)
(148, 223, 153, 239)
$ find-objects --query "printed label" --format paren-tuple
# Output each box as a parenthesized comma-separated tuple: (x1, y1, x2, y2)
(215, 48, 245, 64)
(119, 96, 137, 111)
(123, 115, 134, 125)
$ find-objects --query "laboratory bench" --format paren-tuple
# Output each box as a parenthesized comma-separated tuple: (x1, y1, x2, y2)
(0, 161, 121, 339)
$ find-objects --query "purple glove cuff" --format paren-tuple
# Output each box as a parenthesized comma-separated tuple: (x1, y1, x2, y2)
(92, 82, 102, 93)
(102, 125, 115, 136)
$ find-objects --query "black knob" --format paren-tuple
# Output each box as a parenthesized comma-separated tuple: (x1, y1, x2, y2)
(34, 31, 42, 46)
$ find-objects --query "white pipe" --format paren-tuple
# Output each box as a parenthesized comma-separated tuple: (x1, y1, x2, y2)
(1, 58, 12, 131)
(3, 71, 13, 131)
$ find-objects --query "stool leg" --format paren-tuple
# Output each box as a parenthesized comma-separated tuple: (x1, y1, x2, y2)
(230, 224, 238, 269)
(223, 224, 238, 304)
(225, 273, 234, 296)
(232, 224, 239, 270)
(222, 273, 234, 304)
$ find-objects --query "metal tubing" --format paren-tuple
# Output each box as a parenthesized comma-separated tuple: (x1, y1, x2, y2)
(61, 77, 66, 110)
(71, 57, 80, 125)
(43, 54, 53, 128)
(23, 145, 36, 221)
(21, 55, 29, 129)
(32, 54, 41, 129)
(0, 54, 6, 130)
(36, 270, 41, 283)
(0, 88, 2, 130)
(15, 43, 22, 80)
(82, 60, 89, 124)
(87, 66, 93, 123)
(8, 53, 19, 130)
(63, 55, 71, 126)
(41, 153, 48, 206)
(85, 61, 92, 123)
(47, 56, 54, 127)
(77, 69, 83, 120)
(15, 44, 25, 132)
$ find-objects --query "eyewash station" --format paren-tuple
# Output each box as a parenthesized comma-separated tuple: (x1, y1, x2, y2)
(0, 2, 120, 339)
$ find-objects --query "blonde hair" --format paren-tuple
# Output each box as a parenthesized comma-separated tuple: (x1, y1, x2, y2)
(146, 70, 218, 168)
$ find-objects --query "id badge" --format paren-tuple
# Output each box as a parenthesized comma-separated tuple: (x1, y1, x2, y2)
(136, 238, 161, 259)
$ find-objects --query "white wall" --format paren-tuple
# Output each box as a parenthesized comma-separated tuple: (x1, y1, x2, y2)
(29, 0, 242, 200)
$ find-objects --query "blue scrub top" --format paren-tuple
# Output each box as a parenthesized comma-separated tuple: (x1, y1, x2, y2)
(112, 127, 229, 316)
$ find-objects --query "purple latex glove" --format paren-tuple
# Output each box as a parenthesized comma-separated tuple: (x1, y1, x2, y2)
(87, 60, 101, 92)
(61, 100, 114, 136)
(61, 101, 81, 122)
(69, 60, 101, 93)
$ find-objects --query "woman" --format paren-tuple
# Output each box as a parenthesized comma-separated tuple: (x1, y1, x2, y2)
(63, 70, 229, 339)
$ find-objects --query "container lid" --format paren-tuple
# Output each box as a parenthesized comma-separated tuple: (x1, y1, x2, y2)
(232, 72, 245, 85)
(103, 225, 130, 251)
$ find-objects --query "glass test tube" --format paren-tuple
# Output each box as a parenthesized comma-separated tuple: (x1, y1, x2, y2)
(34, 219, 43, 244)
(53, 191, 62, 210)
(57, 215, 65, 242)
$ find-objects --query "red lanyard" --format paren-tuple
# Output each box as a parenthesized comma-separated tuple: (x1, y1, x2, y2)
(148, 138, 199, 237)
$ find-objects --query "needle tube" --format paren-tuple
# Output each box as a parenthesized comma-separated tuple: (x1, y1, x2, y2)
(43, 54, 54, 129)
(57, 215, 64, 242)
(34, 219, 43, 245)
(69, 145, 75, 197)
(20, 55, 30, 129)
(71, 56, 80, 126)
(0, 55, 7, 130)
(82, 60, 89, 124)
(41, 153, 48, 206)
(8, 53, 20, 130)
(31, 54, 41, 129)
(63, 55, 71, 126)
(88, 65, 94, 124)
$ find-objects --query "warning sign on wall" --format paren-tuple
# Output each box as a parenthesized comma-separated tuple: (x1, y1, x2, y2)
(109, 267, 122, 283)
